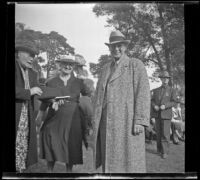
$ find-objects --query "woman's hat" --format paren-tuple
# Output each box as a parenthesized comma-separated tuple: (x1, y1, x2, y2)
(55, 54, 78, 65)
(75, 54, 86, 66)
(15, 39, 39, 56)
(158, 71, 171, 78)
(105, 30, 130, 46)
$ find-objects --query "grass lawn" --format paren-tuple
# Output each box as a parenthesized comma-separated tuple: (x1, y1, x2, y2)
(26, 138, 184, 174)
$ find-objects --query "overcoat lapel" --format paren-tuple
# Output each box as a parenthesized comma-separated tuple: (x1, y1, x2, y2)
(102, 62, 112, 90)
(109, 55, 129, 83)
(158, 87, 163, 103)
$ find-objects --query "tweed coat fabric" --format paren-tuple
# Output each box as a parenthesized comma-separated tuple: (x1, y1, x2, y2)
(15, 61, 39, 168)
(92, 54, 151, 173)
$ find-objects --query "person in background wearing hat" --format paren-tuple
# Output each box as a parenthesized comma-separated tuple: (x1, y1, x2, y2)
(36, 55, 91, 173)
(151, 71, 177, 159)
(74, 54, 95, 147)
(15, 39, 43, 172)
(92, 30, 150, 173)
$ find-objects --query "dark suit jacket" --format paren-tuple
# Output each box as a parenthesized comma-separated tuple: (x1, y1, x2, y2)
(151, 85, 177, 119)
(15, 61, 39, 167)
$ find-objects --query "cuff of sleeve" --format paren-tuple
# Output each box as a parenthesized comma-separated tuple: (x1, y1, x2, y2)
(135, 118, 150, 127)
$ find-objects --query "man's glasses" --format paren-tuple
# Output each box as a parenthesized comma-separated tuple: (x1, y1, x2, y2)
(109, 43, 124, 49)
(60, 64, 73, 69)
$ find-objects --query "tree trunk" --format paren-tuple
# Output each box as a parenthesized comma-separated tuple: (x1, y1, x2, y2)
(157, 4, 173, 86)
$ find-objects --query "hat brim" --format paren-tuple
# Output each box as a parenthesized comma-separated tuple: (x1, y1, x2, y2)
(76, 64, 86, 67)
(158, 76, 171, 78)
(55, 59, 78, 64)
(15, 45, 39, 55)
(105, 40, 130, 46)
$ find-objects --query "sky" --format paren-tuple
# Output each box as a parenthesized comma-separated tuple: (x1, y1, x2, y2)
(15, 3, 161, 89)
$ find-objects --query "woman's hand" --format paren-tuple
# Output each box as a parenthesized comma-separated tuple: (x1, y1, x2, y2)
(52, 99, 65, 111)
(52, 101, 59, 111)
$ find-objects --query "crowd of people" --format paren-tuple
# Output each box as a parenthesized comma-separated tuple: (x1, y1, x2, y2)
(15, 30, 184, 173)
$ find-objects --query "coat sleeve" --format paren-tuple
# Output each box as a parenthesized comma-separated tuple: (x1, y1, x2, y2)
(16, 69, 40, 101)
(80, 79, 91, 97)
(39, 81, 51, 112)
(132, 59, 151, 127)
(151, 90, 157, 108)
(16, 87, 31, 100)
(15, 69, 37, 101)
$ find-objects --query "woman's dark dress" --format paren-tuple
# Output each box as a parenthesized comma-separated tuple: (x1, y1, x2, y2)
(39, 74, 89, 165)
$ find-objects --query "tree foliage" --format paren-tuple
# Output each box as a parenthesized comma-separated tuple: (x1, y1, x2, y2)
(91, 3, 184, 91)
(89, 55, 112, 78)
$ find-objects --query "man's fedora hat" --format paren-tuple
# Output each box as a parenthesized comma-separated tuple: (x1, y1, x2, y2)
(55, 54, 78, 65)
(158, 71, 171, 78)
(15, 39, 39, 56)
(105, 30, 130, 46)
(75, 54, 86, 66)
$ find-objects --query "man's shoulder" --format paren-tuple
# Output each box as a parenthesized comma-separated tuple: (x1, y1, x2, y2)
(102, 61, 112, 69)
(129, 57, 145, 67)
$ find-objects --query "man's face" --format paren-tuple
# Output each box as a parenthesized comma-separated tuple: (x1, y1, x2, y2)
(17, 51, 34, 69)
(59, 62, 73, 75)
(160, 77, 169, 86)
(109, 42, 127, 60)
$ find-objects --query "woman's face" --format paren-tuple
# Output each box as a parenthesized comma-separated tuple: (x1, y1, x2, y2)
(17, 51, 34, 69)
(59, 62, 74, 75)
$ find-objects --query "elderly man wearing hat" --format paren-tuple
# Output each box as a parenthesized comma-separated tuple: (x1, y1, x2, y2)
(151, 71, 177, 159)
(15, 39, 43, 172)
(36, 54, 91, 173)
(92, 30, 151, 173)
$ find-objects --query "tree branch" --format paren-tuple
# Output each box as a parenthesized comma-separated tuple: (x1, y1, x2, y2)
(129, 10, 164, 71)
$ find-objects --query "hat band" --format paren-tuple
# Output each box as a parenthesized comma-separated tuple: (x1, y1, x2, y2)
(109, 36, 126, 43)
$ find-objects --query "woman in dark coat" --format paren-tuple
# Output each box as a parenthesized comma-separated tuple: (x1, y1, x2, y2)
(36, 56, 90, 172)
(15, 40, 43, 172)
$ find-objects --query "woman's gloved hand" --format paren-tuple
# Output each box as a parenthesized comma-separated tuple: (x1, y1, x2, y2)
(52, 99, 65, 111)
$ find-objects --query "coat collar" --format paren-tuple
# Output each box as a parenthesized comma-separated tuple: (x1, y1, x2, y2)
(101, 54, 130, 89)
(108, 54, 129, 83)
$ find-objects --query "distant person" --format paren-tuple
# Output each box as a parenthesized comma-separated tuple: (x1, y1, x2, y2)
(151, 71, 177, 159)
(92, 30, 150, 173)
(171, 97, 185, 144)
(15, 39, 43, 172)
(145, 118, 156, 144)
(36, 55, 90, 173)
(74, 54, 95, 140)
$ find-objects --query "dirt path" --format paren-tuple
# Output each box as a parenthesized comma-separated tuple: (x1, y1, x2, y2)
(27, 139, 184, 173)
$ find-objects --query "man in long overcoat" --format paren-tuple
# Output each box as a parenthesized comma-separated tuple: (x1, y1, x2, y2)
(151, 71, 177, 159)
(15, 39, 43, 172)
(92, 30, 150, 173)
